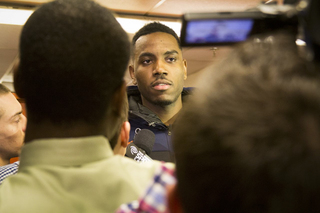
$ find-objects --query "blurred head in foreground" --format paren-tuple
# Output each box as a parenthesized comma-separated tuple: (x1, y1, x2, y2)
(169, 33, 320, 213)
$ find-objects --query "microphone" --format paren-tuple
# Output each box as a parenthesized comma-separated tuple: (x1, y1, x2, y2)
(126, 129, 155, 163)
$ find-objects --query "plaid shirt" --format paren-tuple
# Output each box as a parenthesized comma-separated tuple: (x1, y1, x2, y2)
(0, 161, 19, 185)
(117, 162, 176, 213)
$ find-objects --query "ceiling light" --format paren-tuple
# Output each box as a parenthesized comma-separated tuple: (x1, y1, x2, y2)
(264, 0, 274, 4)
(0, 8, 33, 25)
(116, 17, 181, 36)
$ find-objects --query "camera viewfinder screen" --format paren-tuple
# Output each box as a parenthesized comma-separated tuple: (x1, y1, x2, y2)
(184, 19, 254, 44)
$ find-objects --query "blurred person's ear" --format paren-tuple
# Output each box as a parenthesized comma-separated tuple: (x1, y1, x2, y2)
(167, 184, 183, 213)
(113, 121, 130, 156)
(120, 121, 130, 148)
(129, 65, 137, 85)
(119, 121, 130, 154)
(183, 59, 187, 80)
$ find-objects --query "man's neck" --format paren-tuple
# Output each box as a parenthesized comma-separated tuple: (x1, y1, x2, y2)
(0, 158, 9, 167)
(142, 97, 183, 126)
(24, 121, 107, 143)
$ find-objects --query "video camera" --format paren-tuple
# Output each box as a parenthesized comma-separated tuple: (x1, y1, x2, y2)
(180, 0, 320, 62)
(180, 5, 299, 47)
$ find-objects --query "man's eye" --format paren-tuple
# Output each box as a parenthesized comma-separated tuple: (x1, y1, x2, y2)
(15, 114, 22, 123)
(142, 59, 152, 64)
(167, 57, 176, 62)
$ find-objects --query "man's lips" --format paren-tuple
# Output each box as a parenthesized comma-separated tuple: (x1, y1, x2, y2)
(151, 80, 172, 90)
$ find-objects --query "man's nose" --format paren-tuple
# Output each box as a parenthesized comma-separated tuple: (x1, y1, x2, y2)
(153, 60, 168, 76)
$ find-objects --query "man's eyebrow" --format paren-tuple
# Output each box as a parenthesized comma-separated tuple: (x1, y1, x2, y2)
(164, 50, 179, 55)
(138, 52, 155, 58)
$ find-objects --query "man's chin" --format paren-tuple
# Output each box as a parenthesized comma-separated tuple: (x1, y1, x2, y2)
(143, 93, 181, 107)
(150, 96, 176, 106)
(154, 100, 173, 107)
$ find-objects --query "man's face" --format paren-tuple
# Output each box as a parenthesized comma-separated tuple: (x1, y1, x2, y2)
(130, 32, 187, 107)
(0, 93, 26, 162)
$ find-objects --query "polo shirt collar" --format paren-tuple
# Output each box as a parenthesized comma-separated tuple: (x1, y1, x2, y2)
(19, 136, 113, 168)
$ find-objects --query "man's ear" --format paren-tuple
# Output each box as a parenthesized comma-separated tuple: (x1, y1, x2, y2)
(13, 58, 25, 98)
(129, 65, 137, 85)
(167, 183, 183, 213)
(183, 59, 187, 80)
(120, 121, 130, 148)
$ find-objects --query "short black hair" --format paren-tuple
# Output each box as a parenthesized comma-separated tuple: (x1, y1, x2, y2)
(132, 22, 181, 50)
(18, 0, 130, 124)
